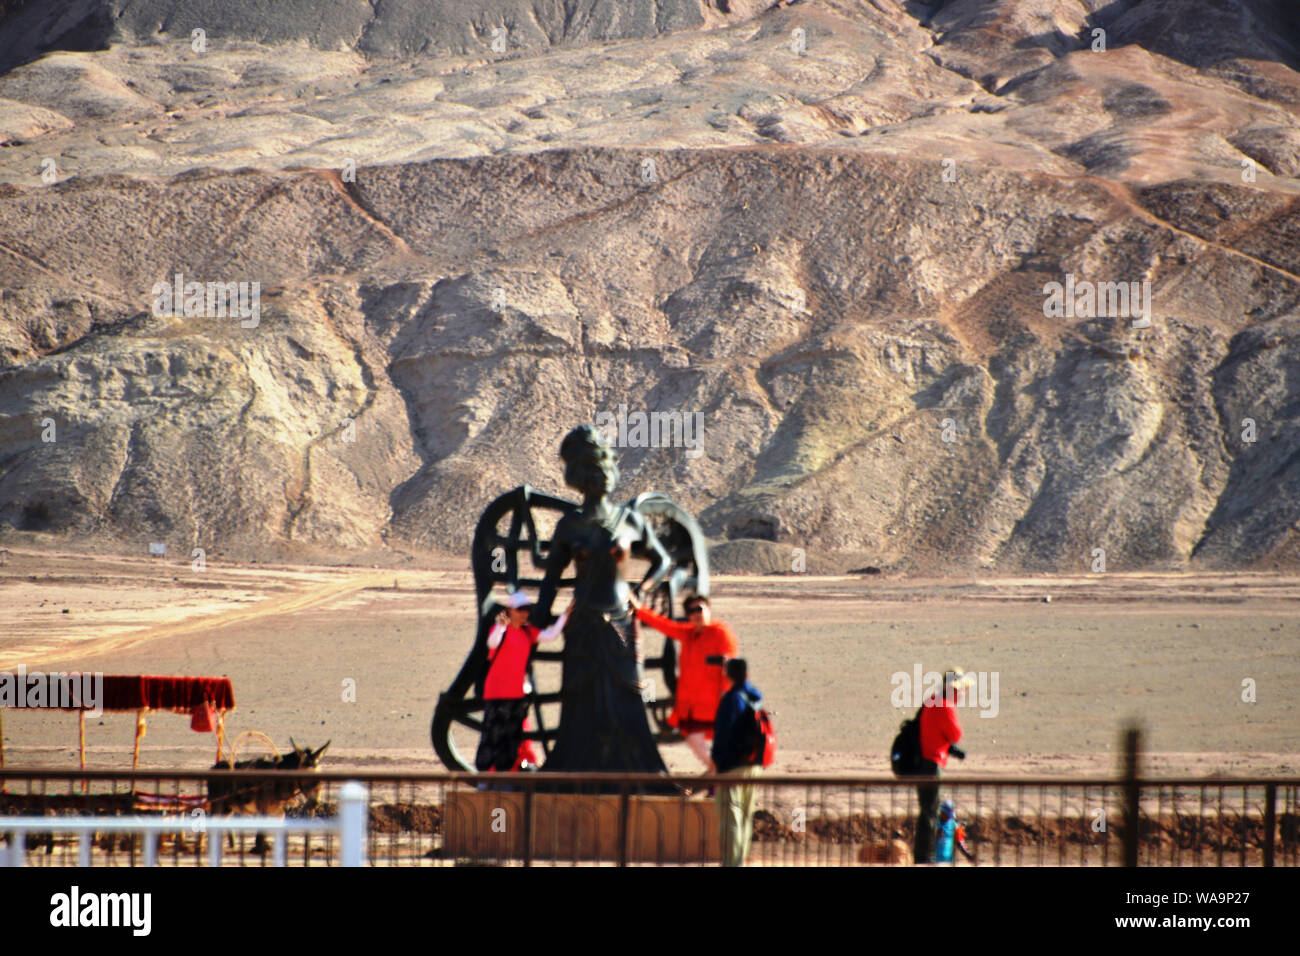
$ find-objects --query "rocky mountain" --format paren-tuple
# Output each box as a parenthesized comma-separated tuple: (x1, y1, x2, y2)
(0, 0, 1297, 572)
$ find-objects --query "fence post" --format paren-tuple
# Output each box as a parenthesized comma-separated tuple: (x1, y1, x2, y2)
(1264, 782, 1277, 868)
(1123, 726, 1141, 868)
(617, 785, 630, 868)
(339, 781, 368, 867)
(522, 782, 534, 868)
(208, 827, 222, 868)
(3, 831, 20, 867)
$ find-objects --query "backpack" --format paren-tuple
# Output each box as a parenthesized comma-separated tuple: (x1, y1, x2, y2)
(890, 706, 925, 776)
(738, 692, 776, 768)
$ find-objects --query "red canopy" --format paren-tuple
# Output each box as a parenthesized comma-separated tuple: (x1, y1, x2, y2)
(99, 675, 235, 713)
(1, 673, 233, 712)
(0, 675, 236, 770)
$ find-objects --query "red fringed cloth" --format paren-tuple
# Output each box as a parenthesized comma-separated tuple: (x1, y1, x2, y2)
(99, 676, 235, 714)
(0, 675, 235, 774)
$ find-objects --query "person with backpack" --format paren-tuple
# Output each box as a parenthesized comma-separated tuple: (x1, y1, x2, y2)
(475, 592, 570, 773)
(711, 657, 765, 867)
(912, 667, 972, 863)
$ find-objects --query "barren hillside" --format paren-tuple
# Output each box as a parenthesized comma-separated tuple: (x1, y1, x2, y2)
(1, 0, 1298, 572)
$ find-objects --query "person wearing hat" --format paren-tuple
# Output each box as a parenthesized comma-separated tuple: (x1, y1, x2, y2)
(475, 592, 570, 773)
(933, 798, 970, 863)
(914, 667, 972, 863)
(711, 657, 764, 867)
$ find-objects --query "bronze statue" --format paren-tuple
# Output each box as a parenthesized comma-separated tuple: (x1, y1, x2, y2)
(430, 425, 710, 774)
(531, 425, 672, 772)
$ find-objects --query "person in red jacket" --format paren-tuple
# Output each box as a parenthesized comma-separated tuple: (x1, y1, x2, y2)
(914, 667, 972, 863)
(631, 594, 738, 770)
(475, 592, 569, 773)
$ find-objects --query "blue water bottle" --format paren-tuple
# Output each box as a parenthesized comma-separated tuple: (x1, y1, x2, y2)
(934, 799, 956, 863)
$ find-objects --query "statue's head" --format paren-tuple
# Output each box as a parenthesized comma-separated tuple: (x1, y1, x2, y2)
(560, 425, 619, 499)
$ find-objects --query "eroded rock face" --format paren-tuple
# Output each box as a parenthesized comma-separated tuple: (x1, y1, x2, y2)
(0, 0, 1297, 571)
(0, 0, 725, 74)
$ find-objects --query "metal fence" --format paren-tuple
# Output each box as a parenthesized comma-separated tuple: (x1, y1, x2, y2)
(1, 768, 1296, 866)
(1, 781, 368, 867)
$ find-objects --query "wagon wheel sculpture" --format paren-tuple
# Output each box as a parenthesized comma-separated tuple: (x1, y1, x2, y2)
(430, 484, 709, 772)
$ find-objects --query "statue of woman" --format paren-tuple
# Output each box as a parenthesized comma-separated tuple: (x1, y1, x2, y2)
(531, 425, 672, 772)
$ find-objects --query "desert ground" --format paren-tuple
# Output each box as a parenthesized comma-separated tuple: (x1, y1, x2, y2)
(1, 544, 1296, 780)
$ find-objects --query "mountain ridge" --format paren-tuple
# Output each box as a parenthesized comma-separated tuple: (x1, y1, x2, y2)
(1, 0, 1298, 572)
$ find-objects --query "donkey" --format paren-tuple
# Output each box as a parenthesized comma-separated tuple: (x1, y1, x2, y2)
(207, 738, 330, 853)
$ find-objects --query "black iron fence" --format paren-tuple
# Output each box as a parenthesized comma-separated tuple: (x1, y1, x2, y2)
(1, 767, 1296, 867)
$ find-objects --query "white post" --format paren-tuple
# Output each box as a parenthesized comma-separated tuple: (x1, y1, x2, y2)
(339, 781, 368, 867)
(208, 829, 222, 868)
(4, 833, 20, 867)
(78, 831, 91, 867)
(143, 830, 157, 867)
(274, 830, 287, 867)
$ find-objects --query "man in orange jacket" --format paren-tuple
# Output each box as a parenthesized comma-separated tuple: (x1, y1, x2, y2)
(631, 594, 738, 770)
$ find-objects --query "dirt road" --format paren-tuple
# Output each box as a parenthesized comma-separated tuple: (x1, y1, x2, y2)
(1, 549, 1297, 778)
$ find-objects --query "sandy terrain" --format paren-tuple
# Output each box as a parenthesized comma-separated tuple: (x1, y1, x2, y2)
(1, 546, 1297, 779)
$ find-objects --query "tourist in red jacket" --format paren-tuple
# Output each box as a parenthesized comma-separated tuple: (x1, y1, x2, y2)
(914, 667, 971, 863)
(475, 592, 568, 773)
(631, 594, 738, 769)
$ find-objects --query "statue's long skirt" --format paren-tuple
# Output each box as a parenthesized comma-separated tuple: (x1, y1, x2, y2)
(542, 605, 668, 775)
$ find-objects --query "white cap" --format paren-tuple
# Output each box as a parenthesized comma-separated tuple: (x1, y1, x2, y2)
(502, 592, 534, 609)
(944, 667, 976, 690)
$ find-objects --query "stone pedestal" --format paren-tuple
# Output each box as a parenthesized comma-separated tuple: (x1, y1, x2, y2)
(443, 788, 720, 862)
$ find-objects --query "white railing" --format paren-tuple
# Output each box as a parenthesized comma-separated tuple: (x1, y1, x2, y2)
(1, 780, 368, 867)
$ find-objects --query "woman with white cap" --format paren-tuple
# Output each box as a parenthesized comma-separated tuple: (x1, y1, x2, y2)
(475, 592, 569, 773)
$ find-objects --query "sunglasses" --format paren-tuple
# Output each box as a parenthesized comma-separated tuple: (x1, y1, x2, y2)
(685, 605, 705, 614)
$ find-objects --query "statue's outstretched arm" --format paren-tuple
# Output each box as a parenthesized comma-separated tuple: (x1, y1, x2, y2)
(532, 523, 572, 627)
